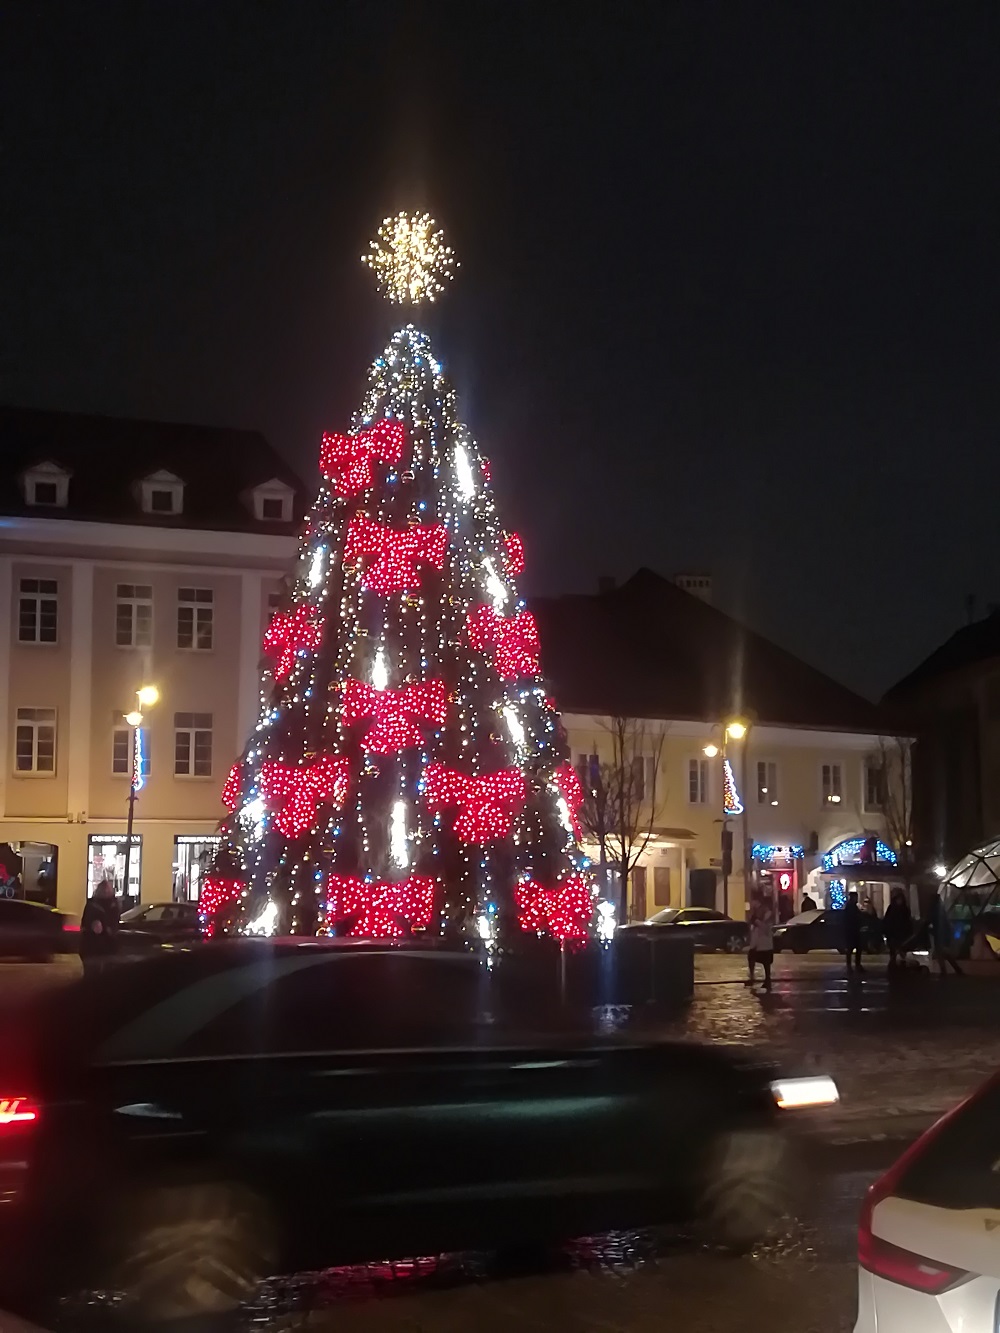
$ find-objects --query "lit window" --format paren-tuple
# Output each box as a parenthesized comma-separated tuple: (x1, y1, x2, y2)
(18, 578, 58, 644)
(115, 584, 153, 648)
(174, 712, 213, 777)
(177, 588, 213, 651)
(15, 707, 56, 774)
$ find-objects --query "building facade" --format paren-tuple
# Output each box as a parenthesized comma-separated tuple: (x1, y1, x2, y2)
(0, 407, 302, 916)
(536, 570, 901, 921)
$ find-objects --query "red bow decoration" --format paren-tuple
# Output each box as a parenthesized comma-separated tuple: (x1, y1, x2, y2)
(325, 874, 435, 939)
(221, 762, 242, 812)
(466, 604, 540, 679)
(514, 874, 593, 942)
(259, 754, 350, 838)
(553, 762, 584, 837)
(344, 513, 448, 594)
(423, 763, 526, 842)
(263, 606, 324, 680)
(342, 678, 448, 753)
(199, 876, 245, 937)
(502, 531, 525, 577)
(320, 420, 406, 497)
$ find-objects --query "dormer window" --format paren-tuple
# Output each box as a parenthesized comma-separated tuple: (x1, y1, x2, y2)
(21, 461, 71, 509)
(248, 479, 295, 524)
(139, 470, 184, 516)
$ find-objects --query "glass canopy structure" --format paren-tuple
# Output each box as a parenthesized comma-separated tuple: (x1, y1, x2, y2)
(942, 837, 1000, 939)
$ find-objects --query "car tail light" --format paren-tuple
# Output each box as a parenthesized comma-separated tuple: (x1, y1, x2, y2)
(61, 920, 79, 932)
(0, 1097, 38, 1127)
(858, 1084, 990, 1293)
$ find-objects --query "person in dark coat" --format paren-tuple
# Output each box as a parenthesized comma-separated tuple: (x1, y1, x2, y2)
(842, 890, 865, 973)
(928, 890, 963, 976)
(799, 892, 817, 914)
(883, 886, 914, 969)
(79, 876, 120, 976)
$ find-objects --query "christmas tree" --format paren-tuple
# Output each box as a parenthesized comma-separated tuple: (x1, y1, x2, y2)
(206, 214, 595, 947)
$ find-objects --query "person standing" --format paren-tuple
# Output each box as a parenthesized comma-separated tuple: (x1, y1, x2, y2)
(799, 891, 817, 914)
(883, 887, 914, 969)
(843, 890, 865, 974)
(79, 876, 120, 977)
(928, 889, 963, 976)
(746, 891, 776, 991)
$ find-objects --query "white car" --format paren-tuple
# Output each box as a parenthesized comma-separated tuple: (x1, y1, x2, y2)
(856, 1074, 1000, 1331)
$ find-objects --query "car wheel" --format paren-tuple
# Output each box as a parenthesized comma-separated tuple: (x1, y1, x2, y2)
(791, 941, 808, 954)
(696, 1127, 796, 1252)
(109, 1179, 277, 1322)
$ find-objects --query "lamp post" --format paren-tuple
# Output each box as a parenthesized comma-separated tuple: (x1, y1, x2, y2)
(704, 718, 750, 916)
(120, 685, 158, 901)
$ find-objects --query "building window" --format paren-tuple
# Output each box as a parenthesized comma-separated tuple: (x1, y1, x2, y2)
(630, 865, 647, 921)
(653, 865, 672, 907)
(112, 726, 151, 779)
(822, 762, 843, 805)
(174, 712, 213, 777)
(15, 708, 56, 774)
(864, 759, 886, 813)
(22, 464, 70, 508)
(177, 588, 213, 650)
(688, 757, 710, 804)
(149, 489, 176, 513)
(261, 497, 285, 520)
(18, 578, 58, 644)
(757, 760, 779, 806)
(576, 752, 600, 792)
(32, 481, 58, 505)
(139, 472, 184, 516)
(250, 481, 294, 523)
(115, 583, 153, 648)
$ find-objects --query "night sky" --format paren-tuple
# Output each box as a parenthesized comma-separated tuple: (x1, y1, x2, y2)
(5, 1, 999, 699)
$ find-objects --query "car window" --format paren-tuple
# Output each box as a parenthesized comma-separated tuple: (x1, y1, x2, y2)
(681, 910, 714, 923)
(788, 910, 824, 925)
(895, 1078, 1000, 1210)
(646, 909, 678, 925)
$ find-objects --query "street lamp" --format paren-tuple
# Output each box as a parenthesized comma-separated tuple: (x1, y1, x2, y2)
(703, 718, 752, 915)
(120, 685, 157, 902)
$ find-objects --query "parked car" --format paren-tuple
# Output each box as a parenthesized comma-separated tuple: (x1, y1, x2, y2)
(856, 1071, 1000, 1331)
(773, 908, 883, 955)
(117, 901, 204, 953)
(624, 907, 749, 952)
(0, 898, 77, 960)
(0, 939, 818, 1325)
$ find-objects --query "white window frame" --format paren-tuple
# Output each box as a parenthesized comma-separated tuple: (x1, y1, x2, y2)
(863, 757, 885, 814)
(22, 462, 70, 509)
(250, 479, 295, 523)
(174, 712, 213, 778)
(176, 587, 214, 651)
(139, 470, 184, 516)
(17, 577, 58, 645)
(115, 583, 153, 648)
(821, 762, 844, 806)
(756, 759, 779, 806)
(14, 707, 56, 776)
(687, 757, 710, 805)
(112, 725, 151, 779)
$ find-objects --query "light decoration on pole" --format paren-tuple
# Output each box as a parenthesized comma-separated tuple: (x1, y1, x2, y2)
(723, 758, 744, 816)
(361, 212, 456, 305)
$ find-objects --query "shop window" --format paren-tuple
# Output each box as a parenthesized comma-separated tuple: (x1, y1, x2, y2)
(177, 588, 213, 650)
(173, 835, 222, 902)
(18, 578, 58, 644)
(87, 834, 141, 900)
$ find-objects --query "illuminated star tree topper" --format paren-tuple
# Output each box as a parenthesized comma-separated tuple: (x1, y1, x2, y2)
(362, 211, 457, 304)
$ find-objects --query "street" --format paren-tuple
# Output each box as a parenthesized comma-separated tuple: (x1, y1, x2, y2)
(5, 949, 999, 1331)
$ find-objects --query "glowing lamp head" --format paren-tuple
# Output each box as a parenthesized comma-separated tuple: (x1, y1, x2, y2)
(703, 743, 719, 758)
(725, 720, 747, 741)
(124, 710, 143, 727)
(136, 685, 159, 707)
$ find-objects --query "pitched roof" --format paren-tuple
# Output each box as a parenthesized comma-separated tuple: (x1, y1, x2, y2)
(886, 613, 1000, 700)
(533, 568, 887, 733)
(0, 404, 307, 534)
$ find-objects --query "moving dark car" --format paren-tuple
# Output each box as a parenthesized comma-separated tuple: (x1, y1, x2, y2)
(773, 908, 883, 954)
(117, 900, 203, 953)
(0, 940, 801, 1325)
(623, 907, 748, 952)
(0, 897, 76, 960)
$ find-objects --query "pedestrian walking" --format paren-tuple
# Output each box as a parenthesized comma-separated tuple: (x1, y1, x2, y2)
(883, 886, 913, 969)
(928, 889, 963, 976)
(79, 876, 120, 977)
(745, 890, 776, 991)
(842, 890, 865, 974)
